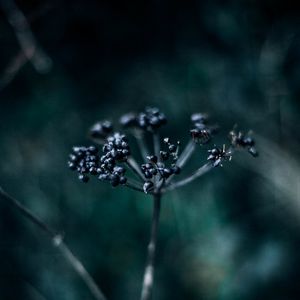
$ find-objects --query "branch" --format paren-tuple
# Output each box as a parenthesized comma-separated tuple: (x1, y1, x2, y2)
(126, 157, 145, 182)
(1, 0, 52, 74)
(135, 132, 150, 163)
(140, 193, 161, 300)
(176, 140, 195, 168)
(0, 187, 107, 300)
(164, 163, 213, 192)
(153, 132, 160, 159)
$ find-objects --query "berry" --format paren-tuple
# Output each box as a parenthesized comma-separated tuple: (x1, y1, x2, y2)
(90, 120, 113, 140)
(143, 181, 154, 194)
(207, 145, 231, 167)
(78, 174, 89, 183)
(120, 107, 167, 132)
(229, 128, 258, 157)
(190, 113, 218, 144)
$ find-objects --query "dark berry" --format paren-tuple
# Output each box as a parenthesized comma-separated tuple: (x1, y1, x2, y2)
(90, 120, 113, 140)
(78, 174, 89, 183)
(143, 181, 154, 194)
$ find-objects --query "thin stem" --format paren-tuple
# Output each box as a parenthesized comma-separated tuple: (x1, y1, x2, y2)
(164, 163, 213, 192)
(126, 157, 145, 182)
(0, 187, 107, 300)
(165, 140, 196, 185)
(153, 132, 160, 159)
(140, 193, 161, 300)
(125, 181, 144, 193)
(135, 132, 150, 162)
(177, 140, 195, 168)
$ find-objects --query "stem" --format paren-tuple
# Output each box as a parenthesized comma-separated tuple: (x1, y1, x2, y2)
(165, 140, 196, 186)
(177, 140, 195, 168)
(140, 193, 161, 300)
(126, 157, 145, 181)
(135, 132, 150, 163)
(165, 163, 213, 192)
(0, 187, 107, 300)
(153, 132, 160, 159)
(125, 181, 144, 193)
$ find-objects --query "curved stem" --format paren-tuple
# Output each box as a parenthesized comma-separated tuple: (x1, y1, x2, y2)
(140, 193, 161, 300)
(0, 187, 107, 300)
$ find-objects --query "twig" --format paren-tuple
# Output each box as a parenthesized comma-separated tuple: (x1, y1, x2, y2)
(135, 132, 150, 163)
(125, 181, 144, 193)
(0, 51, 27, 90)
(176, 140, 195, 168)
(0, 187, 107, 300)
(164, 163, 213, 192)
(126, 157, 145, 182)
(1, 0, 52, 74)
(165, 140, 196, 185)
(153, 133, 160, 159)
(140, 193, 161, 300)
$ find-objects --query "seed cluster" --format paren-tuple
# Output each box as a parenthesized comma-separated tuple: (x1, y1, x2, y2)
(141, 138, 181, 193)
(120, 107, 167, 131)
(90, 120, 113, 141)
(229, 129, 258, 157)
(207, 145, 232, 167)
(69, 107, 258, 193)
(68, 133, 130, 187)
(68, 146, 100, 182)
(98, 165, 127, 187)
(190, 113, 218, 144)
(102, 133, 130, 162)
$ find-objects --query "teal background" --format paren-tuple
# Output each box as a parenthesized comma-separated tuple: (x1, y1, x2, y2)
(0, 0, 300, 299)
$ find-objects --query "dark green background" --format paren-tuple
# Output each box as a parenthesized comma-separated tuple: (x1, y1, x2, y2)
(0, 0, 300, 299)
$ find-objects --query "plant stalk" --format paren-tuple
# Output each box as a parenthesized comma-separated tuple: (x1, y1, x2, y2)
(140, 193, 161, 300)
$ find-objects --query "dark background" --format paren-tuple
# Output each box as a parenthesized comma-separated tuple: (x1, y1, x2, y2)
(0, 0, 300, 299)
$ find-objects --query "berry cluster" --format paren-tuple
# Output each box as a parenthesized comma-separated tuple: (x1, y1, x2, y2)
(69, 107, 258, 194)
(190, 113, 218, 144)
(141, 138, 180, 180)
(102, 133, 130, 162)
(207, 145, 232, 167)
(229, 129, 258, 157)
(89, 120, 113, 141)
(68, 146, 100, 182)
(98, 165, 127, 187)
(120, 107, 167, 131)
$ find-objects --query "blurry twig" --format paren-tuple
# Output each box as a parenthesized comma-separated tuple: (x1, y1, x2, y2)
(0, 0, 52, 75)
(0, 51, 27, 90)
(0, 187, 107, 300)
(0, 2, 53, 90)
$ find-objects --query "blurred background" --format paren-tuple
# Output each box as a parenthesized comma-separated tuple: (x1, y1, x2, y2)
(0, 0, 300, 299)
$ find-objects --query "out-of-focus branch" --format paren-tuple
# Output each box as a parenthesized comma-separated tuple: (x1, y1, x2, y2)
(0, 187, 107, 300)
(0, 51, 27, 90)
(1, 0, 52, 74)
